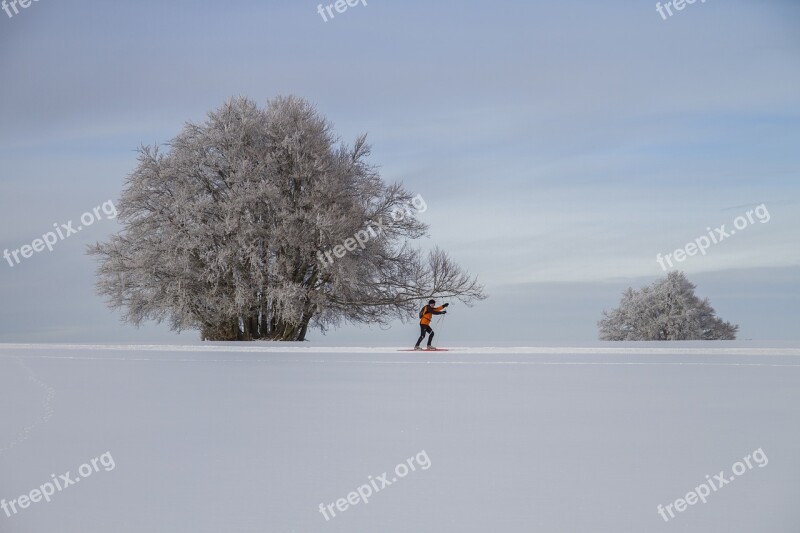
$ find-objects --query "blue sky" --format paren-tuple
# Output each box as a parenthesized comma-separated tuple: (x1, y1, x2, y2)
(1, 0, 798, 343)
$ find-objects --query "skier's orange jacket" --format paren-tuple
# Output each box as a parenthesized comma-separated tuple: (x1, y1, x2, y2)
(419, 305, 446, 326)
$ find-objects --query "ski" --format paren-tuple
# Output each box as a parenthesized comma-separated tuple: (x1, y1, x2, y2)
(398, 348, 450, 351)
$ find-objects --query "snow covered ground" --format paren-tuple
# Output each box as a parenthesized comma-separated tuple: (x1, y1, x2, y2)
(1, 342, 799, 532)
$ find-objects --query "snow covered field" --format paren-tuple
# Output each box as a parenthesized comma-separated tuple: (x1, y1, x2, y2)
(2, 342, 799, 532)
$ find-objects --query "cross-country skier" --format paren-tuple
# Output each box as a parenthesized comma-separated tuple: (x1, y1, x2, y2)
(414, 299, 449, 350)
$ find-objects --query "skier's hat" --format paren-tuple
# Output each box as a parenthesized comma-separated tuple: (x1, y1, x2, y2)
(428, 299, 436, 304)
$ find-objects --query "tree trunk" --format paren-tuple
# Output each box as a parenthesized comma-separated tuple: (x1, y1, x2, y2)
(297, 311, 313, 341)
(200, 309, 314, 342)
(201, 318, 240, 341)
(248, 316, 260, 339)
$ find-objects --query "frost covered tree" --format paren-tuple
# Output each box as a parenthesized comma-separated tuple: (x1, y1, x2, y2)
(90, 96, 485, 341)
(598, 271, 738, 340)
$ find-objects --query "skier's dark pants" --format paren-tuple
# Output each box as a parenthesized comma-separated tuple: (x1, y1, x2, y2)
(415, 324, 434, 347)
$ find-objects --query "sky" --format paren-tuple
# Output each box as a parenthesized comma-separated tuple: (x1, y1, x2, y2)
(0, 0, 798, 343)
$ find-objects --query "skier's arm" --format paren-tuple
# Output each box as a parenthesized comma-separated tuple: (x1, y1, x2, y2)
(431, 305, 447, 314)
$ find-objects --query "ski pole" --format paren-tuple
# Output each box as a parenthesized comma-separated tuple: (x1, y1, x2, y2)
(435, 309, 446, 339)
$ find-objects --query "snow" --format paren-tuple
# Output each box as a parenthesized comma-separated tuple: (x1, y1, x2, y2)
(2, 342, 799, 532)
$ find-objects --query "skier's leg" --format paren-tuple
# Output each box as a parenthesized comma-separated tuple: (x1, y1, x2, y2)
(414, 325, 426, 348)
(427, 327, 435, 347)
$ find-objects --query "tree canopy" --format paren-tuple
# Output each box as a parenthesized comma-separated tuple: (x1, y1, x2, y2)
(90, 96, 485, 340)
(598, 271, 738, 340)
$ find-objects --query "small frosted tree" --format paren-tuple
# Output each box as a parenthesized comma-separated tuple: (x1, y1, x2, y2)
(90, 96, 485, 341)
(598, 271, 738, 340)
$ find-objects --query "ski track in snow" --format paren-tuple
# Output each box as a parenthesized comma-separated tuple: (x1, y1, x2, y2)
(1, 343, 800, 355)
(0, 344, 799, 367)
(0, 358, 56, 457)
